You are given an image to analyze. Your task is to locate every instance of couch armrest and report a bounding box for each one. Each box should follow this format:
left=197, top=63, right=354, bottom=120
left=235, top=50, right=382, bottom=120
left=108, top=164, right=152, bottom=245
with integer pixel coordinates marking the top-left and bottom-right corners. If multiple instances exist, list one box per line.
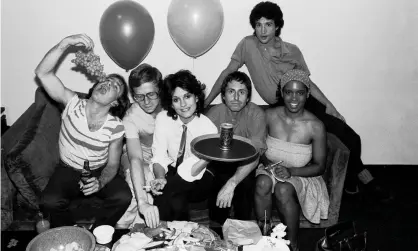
left=3, top=87, right=63, bottom=209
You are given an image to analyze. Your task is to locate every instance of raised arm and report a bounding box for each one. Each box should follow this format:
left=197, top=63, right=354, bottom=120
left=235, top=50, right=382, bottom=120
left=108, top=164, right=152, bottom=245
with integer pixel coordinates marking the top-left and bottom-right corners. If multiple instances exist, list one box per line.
left=204, top=60, right=240, bottom=107
left=34, top=34, right=94, bottom=105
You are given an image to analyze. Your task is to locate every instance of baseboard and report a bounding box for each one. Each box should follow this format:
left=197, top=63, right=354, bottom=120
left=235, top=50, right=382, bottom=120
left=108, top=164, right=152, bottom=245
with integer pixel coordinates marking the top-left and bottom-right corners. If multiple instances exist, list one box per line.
left=364, top=165, right=418, bottom=178
left=365, top=164, right=418, bottom=168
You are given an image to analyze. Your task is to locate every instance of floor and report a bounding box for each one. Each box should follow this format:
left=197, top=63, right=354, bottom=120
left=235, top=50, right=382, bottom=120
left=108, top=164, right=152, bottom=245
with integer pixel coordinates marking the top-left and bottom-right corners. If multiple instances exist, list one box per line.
left=297, top=165, right=418, bottom=251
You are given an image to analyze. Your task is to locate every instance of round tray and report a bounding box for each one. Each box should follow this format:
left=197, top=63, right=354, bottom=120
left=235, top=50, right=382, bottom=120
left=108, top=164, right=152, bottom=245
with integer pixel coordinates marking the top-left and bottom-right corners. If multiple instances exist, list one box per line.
left=191, top=134, right=258, bottom=162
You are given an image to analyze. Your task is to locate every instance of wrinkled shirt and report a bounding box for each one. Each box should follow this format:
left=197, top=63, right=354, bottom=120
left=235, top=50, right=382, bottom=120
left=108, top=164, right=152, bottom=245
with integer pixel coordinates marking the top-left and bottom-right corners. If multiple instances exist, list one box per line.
left=206, top=102, right=267, bottom=155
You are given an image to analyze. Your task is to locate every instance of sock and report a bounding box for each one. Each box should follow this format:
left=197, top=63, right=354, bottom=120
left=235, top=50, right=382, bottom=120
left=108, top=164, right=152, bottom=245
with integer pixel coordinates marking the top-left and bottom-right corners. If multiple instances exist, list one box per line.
left=358, top=169, right=374, bottom=184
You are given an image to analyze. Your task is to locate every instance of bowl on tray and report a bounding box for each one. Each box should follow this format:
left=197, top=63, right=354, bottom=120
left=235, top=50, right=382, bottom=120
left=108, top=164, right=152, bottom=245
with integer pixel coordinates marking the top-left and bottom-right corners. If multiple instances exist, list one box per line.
left=26, top=226, right=96, bottom=251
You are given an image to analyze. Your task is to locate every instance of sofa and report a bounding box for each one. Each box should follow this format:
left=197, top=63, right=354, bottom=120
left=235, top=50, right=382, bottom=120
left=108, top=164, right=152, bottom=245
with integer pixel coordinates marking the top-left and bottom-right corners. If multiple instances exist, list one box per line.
left=1, top=87, right=349, bottom=231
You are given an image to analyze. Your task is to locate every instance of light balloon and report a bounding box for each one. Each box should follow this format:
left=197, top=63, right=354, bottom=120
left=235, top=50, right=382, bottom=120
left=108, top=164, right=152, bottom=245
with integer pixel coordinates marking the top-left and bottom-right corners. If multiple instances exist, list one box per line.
left=167, top=0, right=224, bottom=58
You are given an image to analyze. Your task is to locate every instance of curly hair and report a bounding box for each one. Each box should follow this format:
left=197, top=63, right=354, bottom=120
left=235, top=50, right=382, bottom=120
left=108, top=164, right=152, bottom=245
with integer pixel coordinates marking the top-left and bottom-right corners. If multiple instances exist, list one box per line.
left=128, top=63, right=163, bottom=94
left=221, top=71, right=252, bottom=103
left=161, top=70, right=205, bottom=120
left=87, top=73, right=130, bottom=119
left=249, top=1, right=284, bottom=37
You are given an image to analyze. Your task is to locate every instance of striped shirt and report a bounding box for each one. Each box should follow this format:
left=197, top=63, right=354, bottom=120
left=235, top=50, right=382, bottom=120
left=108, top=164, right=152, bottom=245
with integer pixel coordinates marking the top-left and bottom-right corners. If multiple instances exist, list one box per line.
left=59, top=95, right=125, bottom=170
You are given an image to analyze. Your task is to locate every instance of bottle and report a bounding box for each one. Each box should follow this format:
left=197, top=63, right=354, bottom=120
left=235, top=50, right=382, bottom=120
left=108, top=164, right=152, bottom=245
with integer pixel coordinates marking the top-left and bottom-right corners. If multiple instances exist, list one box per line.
left=81, top=160, right=92, bottom=184
left=35, top=211, right=50, bottom=234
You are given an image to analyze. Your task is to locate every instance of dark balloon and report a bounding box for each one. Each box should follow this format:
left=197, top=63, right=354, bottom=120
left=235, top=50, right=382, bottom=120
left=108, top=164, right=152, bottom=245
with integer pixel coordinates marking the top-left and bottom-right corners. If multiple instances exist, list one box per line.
left=100, top=0, right=155, bottom=71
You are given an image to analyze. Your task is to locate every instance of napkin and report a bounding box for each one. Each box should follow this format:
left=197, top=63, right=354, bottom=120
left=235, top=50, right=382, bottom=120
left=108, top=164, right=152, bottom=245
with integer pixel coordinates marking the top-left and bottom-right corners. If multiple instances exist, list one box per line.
left=243, top=223, right=290, bottom=251
left=115, top=232, right=151, bottom=251
left=222, top=219, right=262, bottom=245
left=243, top=236, right=290, bottom=251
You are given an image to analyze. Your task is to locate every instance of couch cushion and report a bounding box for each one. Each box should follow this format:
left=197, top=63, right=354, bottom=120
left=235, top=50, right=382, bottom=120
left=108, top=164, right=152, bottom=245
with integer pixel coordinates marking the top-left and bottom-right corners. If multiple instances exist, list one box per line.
left=1, top=151, right=15, bottom=230
left=4, top=100, right=61, bottom=210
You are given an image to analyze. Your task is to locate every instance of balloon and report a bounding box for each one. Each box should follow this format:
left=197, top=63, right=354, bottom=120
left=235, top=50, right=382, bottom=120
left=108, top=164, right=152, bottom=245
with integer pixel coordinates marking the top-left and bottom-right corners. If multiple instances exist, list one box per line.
left=167, top=0, right=224, bottom=58
left=100, top=0, right=155, bottom=71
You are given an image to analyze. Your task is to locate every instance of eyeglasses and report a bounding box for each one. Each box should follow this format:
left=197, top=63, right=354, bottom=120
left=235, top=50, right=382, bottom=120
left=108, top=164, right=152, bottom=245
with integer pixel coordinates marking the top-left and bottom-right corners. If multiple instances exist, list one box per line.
left=133, top=92, right=159, bottom=102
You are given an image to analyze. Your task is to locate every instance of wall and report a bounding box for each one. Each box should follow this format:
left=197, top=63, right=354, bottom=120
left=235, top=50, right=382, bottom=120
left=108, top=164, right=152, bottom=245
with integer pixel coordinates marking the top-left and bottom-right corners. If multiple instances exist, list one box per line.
left=1, top=0, right=418, bottom=164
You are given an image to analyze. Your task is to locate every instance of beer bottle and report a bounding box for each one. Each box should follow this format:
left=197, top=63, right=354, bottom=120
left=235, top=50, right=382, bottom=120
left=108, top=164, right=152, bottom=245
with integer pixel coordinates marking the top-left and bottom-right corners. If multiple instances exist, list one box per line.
left=81, top=160, right=92, bottom=184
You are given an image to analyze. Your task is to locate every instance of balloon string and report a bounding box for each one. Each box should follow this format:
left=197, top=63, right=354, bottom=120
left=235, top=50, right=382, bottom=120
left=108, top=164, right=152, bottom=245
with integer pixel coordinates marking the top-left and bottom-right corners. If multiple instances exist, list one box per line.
left=192, top=57, right=195, bottom=74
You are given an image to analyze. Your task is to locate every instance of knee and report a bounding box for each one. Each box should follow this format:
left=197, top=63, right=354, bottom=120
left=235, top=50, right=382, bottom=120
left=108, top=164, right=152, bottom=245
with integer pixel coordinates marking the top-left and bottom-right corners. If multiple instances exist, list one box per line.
left=112, top=187, right=133, bottom=206
left=255, top=176, right=272, bottom=196
left=274, top=182, right=295, bottom=201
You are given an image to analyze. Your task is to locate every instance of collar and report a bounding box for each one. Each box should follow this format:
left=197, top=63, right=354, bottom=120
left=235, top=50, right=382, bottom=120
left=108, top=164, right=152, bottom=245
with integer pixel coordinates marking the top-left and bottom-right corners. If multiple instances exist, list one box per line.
left=257, top=36, right=290, bottom=57
left=175, top=114, right=197, bottom=127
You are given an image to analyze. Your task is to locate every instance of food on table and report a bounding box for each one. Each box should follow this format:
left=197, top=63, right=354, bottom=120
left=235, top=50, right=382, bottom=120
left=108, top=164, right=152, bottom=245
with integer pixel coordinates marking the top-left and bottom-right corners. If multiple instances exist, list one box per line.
left=49, top=241, right=84, bottom=251
left=113, top=221, right=221, bottom=251
left=115, top=232, right=152, bottom=251
left=190, top=226, right=216, bottom=242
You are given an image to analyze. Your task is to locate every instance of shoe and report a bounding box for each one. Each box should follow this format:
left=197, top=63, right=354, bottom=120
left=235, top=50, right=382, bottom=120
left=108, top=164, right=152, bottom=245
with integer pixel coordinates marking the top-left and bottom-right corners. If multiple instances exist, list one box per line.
left=364, top=179, right=395, bottom=203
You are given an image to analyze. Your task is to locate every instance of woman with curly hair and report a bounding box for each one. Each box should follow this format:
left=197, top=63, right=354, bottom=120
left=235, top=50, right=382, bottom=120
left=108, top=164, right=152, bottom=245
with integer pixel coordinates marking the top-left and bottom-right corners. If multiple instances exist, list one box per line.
left=150, top=70, right=218, bottom=221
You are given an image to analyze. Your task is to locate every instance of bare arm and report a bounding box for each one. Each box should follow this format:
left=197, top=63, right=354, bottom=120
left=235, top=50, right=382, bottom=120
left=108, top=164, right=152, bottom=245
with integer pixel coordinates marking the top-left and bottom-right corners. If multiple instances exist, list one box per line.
left=289, top=121, right=327, bottom=177
left=191, top=159, right=211, bottom=177
left=204, top=60, right=240, bottom=107
left=34, top=34, right=94, bottom=105
left=98, top=137, right=124, bottom=187
left=126, top=137, right=160, bottom=228
left=228, top=157, right=259, bottom=185
left=126, top=138, right=148, bottom=204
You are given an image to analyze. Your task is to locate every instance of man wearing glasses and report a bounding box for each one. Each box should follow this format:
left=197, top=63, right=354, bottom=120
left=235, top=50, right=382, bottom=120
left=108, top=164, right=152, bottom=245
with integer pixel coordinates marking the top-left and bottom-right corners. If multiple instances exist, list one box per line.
left=206, top=71, right=267, bottom=225
left=117, top=64, right=163, bottom=229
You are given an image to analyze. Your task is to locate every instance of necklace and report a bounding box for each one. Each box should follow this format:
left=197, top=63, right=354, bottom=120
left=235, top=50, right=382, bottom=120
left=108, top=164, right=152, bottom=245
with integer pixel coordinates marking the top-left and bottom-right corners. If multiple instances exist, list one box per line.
left=88, top=117, right=106, bottom=131
left=87, top=113, right=107, bottom=132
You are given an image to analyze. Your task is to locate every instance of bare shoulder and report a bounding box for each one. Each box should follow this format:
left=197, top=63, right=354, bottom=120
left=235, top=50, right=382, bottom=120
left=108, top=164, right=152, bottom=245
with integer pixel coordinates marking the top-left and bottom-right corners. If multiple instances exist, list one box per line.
left=266, top=106, right=283, bottom=119
left=304, top=111, right=325, bottom=134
